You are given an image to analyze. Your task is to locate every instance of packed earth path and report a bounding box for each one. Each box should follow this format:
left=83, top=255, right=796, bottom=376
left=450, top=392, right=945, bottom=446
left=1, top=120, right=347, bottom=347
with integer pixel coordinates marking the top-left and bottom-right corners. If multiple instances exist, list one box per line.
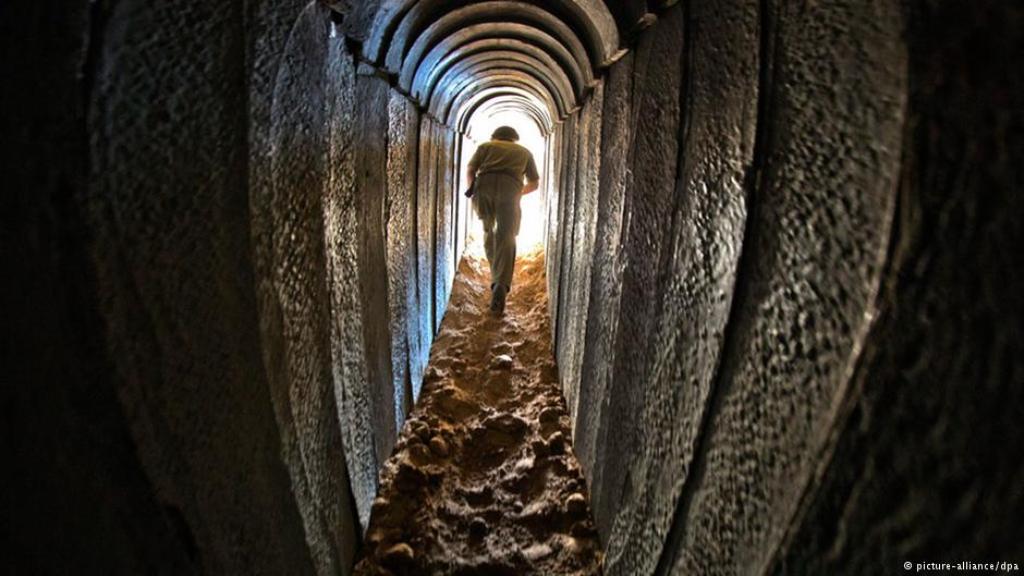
left=354, top=243, right=604, bottom=576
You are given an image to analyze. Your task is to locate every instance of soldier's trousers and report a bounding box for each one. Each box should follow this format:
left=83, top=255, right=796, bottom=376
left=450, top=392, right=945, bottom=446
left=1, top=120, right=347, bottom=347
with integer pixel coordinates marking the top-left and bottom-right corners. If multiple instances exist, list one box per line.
left=472, top=173, right=522, bottom=290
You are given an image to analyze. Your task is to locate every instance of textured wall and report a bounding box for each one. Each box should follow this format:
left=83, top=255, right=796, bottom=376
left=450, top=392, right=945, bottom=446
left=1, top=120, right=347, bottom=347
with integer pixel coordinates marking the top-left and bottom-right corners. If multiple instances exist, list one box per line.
left=3, top=2, right=202, bottom=573
left=573, top=50, right=634, bottom=481
left=434, top=127, right=458, bottom=333
left=354, top=67, right=400, bottom=481
left=386, top=90, right=425, bottom=413
left=247, top=5, right=350, bottom=574
left=600, top=2, right=758, bottom=573
left=253, top=5, right=364, bottom=572
left=664, top=1, right=905, bottom=572
left=549, top=1, right=1021, bottom=575
left=84, top=1, right=323, bottom=574
left=557, top=81, right=604, bottom=427
left=573, top=9, right=688, bottom=546
left=769, top=2, right=1024, bottom=572
left=6, top=0, right=465, bottom=573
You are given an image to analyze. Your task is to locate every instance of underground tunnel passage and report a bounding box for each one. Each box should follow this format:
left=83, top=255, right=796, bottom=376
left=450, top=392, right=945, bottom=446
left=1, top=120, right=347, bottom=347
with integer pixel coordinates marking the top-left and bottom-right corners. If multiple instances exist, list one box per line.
left=4, top=0, right=1023, bottom=575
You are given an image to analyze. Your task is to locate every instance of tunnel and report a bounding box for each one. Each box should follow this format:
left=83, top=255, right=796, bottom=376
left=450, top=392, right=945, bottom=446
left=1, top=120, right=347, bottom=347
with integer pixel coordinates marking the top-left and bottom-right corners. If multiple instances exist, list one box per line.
left=4, top=0, right=1023, bottom=574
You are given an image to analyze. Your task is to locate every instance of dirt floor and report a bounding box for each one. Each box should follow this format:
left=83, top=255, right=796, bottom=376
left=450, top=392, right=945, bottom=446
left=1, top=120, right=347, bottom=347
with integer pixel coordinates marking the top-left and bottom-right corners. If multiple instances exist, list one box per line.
left=354, top=244, right=604, bottom=575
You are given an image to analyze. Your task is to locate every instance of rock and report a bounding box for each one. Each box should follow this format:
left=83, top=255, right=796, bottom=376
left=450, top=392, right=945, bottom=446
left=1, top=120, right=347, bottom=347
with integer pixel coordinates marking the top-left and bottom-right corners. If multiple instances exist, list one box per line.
left=484, top=413, right=528, bottom=435
left=492, top=341, right=513, bottom=355
left=395, top=459, right=427, bottom=489
left=381, top=542, right=415, bottom=567
left=424, top=366, right=444, bottom=382
left=490, top=354, right=514, bottom=370
left=429, top=435, right=449, bottom=457
left=365, top=527, right=385, bottom=546
left=565, top=492, right=587, bottom=516
left=571, top=521, right=595, bottom=537
left=539, top=406, right=561, bottom=425
left=547, top=431, right=566, bottom=455
left=560, top=535, right=583, bottom=554
left=513, top=456, right=535, bottom=474
left=408, top=442, right=433, bottom=465
left=532, top=439, right=549, bottom=457
left=523, top=542, right=554, bottom=561
left=469, top=516, right=488, bottom=538
left=450, top=358, right=466, bottom=372
left=409, top=419, right=431, bottom=440
left=371, top=496, right=389, bottom=515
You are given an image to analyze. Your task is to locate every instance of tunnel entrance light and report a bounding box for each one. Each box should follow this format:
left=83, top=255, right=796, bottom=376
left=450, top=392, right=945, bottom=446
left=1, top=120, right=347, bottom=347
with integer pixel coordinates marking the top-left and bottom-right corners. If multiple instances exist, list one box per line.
left=459, top=103, right=550, bottom=254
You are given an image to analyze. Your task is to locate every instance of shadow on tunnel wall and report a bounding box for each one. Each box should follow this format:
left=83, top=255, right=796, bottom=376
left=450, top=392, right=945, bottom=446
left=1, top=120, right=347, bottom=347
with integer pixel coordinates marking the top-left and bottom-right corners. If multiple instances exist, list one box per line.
left=3, top=0, right=1022, bottom=574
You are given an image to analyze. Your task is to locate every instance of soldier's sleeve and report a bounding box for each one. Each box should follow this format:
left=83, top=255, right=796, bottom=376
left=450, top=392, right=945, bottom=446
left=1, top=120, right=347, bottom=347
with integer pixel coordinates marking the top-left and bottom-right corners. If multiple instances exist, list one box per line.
left=525, top=153, right=540, bottom=182
left=468, top=144, right=486, bottom=171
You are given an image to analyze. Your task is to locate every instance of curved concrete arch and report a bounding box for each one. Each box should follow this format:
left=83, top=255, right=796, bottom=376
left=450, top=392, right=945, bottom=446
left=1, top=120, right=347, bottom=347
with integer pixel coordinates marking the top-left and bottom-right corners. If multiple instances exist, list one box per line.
left=411, top=37, right=587, bottom=103
left=436, top=71, right=561, bottom=119
left=366, top=0, right=621, bottom=68
left=448, top=86, right=558, bottom=135
left=455, top=88, right=555, bottom=136
left=424, top=55, right=577, bottom=119
left=462, top=88, right=554, bottom=127
left=364, top=0, right=417, bottom=63
left=396, top=4, right=594, bottom=90
left=400, top=22, right=594, bottom=104
left=466, top=97, right=552, bottom=139
left=424, top=56, right=574, bottom=118
left=433, top=72, right=564, bottom=124
left=447, top=80, right=559, bottom=128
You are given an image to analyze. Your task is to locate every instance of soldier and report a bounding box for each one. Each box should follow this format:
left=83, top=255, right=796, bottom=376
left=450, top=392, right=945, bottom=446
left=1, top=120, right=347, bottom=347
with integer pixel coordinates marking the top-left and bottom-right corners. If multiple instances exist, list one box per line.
left=465, top=126, right=541, bottom=314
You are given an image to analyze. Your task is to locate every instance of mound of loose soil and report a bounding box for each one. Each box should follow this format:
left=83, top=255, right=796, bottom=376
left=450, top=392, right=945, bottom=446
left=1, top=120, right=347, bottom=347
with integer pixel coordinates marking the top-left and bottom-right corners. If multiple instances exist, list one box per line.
left=354, top=246, right=603, bottom=576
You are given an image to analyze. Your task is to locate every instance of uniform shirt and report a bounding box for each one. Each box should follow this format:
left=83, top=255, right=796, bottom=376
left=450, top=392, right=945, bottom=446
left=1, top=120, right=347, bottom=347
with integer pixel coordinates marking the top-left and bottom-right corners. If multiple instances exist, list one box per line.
left=468, top=140, right=540, bottom=182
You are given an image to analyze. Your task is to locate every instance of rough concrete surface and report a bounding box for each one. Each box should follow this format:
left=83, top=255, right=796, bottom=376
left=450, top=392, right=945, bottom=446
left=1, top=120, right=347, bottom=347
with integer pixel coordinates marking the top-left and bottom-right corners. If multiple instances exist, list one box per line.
left=662, top=1, right=906, bottom=573
left=573, top=50, right=635, bottom=481
left=584, top=8, right=686, bottom=543
left=556, top=82, right=604, bottom=428
left=266, top=6, right=360, bottom=571
left=769, top=2, right=1024, bottom=572
left=247, top=4, right=355, bottom=573
left=387, top=89, right=424, bottom=415
left=355, top=69, right=400, bottom=476
left=85, top=1, right=321, bottom=573
left=600, top=2, right=758, bottom=573
left=4, top=1, right=203, bottom=572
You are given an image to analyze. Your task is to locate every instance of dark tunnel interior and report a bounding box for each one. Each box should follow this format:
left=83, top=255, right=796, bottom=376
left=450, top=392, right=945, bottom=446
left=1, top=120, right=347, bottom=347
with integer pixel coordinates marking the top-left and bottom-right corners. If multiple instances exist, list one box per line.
left=4, top=0, right=1023, bottom=574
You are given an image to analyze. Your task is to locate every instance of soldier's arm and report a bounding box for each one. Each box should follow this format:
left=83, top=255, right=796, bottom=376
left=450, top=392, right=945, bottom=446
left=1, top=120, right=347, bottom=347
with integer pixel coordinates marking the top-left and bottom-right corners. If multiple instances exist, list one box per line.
left=522, top=154, right=540, bottom=195
left=467, top=145, right=485, bottom=186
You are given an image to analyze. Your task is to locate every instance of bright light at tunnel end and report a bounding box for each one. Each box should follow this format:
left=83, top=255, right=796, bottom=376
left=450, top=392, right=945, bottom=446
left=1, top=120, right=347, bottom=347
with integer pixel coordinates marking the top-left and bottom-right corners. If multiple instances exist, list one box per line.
left=461, top=107, right=549, bottom=255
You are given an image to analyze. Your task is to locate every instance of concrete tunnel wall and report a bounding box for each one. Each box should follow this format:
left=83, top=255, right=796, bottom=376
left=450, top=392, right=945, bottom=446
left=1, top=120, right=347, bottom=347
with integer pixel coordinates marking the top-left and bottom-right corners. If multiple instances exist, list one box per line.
left=4, top=1, right=1022, bottom=575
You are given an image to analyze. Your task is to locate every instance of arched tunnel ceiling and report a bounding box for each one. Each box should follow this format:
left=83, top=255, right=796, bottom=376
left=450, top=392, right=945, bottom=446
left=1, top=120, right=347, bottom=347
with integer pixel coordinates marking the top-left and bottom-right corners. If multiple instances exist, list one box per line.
left=455, top=87, right=555, bottom=135
left=442, top=75, right=561, bottom=126
left=412, top=38, right=586, bottom=104
left=366, top=0, right=621, bottom=70
left=363, top=0, right=623, bottom=130
left=394, top=3, right=593, bottom=84
left=468, top=99, right=552, bottom=140
left=402, top=22, right=590, bottom=117
left=426, top=58, right=577, bottom=120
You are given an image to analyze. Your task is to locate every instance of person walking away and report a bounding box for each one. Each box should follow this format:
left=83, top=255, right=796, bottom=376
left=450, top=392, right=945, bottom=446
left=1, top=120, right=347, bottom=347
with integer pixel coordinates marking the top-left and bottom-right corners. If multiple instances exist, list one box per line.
left=465, top=126, right=540, bottom=314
